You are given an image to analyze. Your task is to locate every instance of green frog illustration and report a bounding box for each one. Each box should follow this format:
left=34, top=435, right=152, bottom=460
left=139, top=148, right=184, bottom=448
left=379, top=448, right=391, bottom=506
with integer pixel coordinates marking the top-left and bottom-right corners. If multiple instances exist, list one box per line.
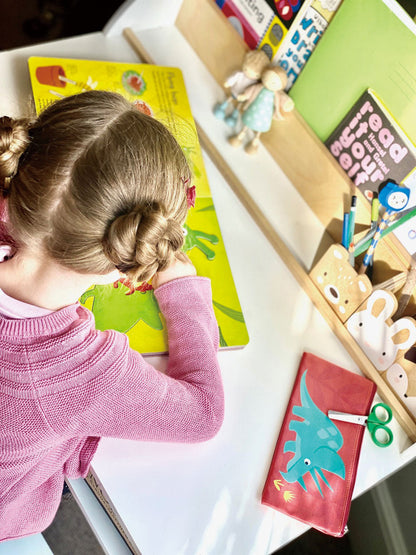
left=80, top=282, right=163, bottom=333
left=80, top=222, right=221, bottom=335
left=183, top=223, right=218, bottom=260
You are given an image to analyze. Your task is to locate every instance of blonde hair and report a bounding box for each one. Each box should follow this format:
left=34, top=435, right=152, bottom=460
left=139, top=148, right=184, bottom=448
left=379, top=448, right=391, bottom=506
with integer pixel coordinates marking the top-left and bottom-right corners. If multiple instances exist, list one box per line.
left=0, top=90, right=191, bottom=282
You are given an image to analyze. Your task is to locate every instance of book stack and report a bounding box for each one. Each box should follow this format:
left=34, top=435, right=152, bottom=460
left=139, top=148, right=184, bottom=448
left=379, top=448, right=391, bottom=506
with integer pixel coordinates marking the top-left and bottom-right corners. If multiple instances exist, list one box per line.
left=214, top=0, right=306, bottom=59
left=214, top=0, right=343, bottom=89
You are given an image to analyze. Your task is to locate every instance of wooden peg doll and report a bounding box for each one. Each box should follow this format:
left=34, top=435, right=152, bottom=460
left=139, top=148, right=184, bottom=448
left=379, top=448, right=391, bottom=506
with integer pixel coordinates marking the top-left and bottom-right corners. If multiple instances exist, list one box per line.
left=228, top=66, right=295, bottom=155
left=213, top=49, right=270, bottom=128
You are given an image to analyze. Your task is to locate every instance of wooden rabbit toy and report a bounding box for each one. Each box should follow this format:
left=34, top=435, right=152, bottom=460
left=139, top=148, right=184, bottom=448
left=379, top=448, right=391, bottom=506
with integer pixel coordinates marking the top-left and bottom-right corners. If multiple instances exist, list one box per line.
left=228, top=65, right=295, bottom=155
left=213, top=49, right=270, bottom=128
left=346, top=289, right=416, bottom=372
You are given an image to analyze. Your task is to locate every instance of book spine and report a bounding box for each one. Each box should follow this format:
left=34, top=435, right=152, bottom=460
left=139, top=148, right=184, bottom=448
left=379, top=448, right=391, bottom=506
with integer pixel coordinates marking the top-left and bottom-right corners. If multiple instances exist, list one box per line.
left=216, top=0, right=303, bottom=58
left=273, top=0, right=342, bottom=91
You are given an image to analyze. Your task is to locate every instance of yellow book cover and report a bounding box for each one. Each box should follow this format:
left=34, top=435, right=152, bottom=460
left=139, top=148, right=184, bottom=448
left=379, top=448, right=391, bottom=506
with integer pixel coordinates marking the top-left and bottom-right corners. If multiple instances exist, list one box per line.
left=28, top=56, right=249, bottom=353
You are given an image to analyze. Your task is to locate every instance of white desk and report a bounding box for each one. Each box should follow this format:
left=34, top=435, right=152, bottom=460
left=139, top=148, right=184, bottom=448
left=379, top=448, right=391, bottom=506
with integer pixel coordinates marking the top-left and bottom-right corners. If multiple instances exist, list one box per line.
left=1, top=10, right=415, bottom=554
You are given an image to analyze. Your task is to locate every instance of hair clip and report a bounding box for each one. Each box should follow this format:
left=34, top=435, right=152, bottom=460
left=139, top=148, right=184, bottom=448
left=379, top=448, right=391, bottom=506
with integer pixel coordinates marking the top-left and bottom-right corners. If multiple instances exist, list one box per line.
left=113, top=277, right=153, bottom=296
left=186, top=185, right=196, bottom=208
left=181, top=176, right=196, bottom=208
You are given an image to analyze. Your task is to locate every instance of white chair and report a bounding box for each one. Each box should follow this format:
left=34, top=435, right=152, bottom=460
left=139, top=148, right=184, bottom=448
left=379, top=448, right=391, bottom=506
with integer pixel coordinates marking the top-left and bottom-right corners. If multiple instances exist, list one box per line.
left=0, top=534, right=53, bottom=555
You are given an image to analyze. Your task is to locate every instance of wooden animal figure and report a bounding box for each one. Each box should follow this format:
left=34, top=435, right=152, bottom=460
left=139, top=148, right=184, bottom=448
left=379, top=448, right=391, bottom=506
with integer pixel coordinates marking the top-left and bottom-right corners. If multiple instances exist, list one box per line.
left=228, top=65, right=295, bottom=155
left=213, top=49, right=270, bottom=128
left=385, top=362, right=416, bottom=418
left=346, top=289, right=416, bottom=371
left=309, top=244, right=372, bottom=323
left=390, top=347, right=416, bottom=397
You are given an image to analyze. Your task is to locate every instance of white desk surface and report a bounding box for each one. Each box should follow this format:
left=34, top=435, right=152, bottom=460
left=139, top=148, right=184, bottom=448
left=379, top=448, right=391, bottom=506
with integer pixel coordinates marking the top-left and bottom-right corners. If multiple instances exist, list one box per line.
left=1, top=26, right=415, bottom=555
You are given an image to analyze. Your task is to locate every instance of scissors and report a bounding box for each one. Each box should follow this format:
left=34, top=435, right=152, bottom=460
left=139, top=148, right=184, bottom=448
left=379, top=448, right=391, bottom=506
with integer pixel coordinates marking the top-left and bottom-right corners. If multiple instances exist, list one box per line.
left=328, top=403, right=393, bottom=448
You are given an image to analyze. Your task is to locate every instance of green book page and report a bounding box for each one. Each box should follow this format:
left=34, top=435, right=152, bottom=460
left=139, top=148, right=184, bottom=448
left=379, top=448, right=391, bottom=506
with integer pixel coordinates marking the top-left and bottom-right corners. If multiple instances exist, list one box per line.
left=289, top=0, right=416, bottom=143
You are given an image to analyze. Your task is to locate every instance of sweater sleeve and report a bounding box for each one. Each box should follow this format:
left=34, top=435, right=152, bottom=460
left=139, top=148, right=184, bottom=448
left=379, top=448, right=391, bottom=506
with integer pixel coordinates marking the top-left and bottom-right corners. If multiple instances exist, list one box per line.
left=59, top=277, right=224, bottom=443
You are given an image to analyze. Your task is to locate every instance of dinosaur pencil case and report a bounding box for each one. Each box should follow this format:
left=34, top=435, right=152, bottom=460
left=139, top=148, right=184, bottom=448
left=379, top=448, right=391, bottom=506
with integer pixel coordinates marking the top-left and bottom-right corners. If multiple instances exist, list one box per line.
left=261, top=352, right=376, bottom=537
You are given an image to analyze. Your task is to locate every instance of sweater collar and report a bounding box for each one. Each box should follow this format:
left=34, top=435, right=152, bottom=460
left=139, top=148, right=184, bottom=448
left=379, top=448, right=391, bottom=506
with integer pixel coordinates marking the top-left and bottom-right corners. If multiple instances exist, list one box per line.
left=0, top=302, right=91, bottom=338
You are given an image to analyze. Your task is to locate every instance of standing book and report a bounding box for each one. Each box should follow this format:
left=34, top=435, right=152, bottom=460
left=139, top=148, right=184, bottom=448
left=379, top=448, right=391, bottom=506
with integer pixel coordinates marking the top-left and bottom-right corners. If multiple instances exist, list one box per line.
left=214, top=0, right=306, bottom=59
left=325, top=88, right=416, bottom=198
left=273, top=0, right=343, bottom=91
left=28, top=56, right=249, bottom=354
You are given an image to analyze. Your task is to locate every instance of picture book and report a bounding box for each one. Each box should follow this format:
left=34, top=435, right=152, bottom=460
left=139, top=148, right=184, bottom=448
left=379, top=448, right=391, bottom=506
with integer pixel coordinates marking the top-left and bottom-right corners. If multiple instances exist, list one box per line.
left=325, top=88, right=416, bottom=198
left=28, top=56, right=249, bottom=354
left=289, top=0, right=416, bottom=144
left=273, top=0, right=343, bottom=91
left=214, top=0, right=306, bottom=59
left=262, top=352, right=376, bottom=536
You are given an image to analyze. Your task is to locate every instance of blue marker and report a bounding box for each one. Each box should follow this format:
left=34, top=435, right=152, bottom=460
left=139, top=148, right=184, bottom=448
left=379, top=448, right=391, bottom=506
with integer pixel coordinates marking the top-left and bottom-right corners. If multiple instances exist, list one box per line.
left=348, top=195, right=357, bottom=247
left=342, top=213, right=349, bottom=249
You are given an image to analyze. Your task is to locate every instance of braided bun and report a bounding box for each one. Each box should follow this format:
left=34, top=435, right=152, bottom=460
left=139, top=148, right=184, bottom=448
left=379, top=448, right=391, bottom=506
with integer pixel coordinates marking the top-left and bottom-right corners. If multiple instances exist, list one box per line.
left=103, top=202, right=185, bottom=282
left=0, top=116, right=30, bottom=194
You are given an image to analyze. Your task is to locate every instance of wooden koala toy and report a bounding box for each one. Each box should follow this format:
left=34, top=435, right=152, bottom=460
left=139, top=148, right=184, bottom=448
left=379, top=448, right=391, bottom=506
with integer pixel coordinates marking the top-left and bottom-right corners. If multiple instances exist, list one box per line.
left=309, top=244, right=372, bottom=323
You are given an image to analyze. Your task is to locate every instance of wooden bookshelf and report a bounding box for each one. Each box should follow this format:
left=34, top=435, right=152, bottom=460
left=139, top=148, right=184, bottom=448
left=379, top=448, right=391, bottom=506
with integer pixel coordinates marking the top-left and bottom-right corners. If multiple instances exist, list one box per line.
left=123, top=0, right=416, bottom=441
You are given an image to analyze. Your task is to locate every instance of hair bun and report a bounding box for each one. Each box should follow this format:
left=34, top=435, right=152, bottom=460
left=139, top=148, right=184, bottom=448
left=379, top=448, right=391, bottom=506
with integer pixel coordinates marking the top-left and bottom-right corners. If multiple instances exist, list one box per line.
left=0, top=116, right=30, bottom=191
left=103, top=202, right=185, bottom=282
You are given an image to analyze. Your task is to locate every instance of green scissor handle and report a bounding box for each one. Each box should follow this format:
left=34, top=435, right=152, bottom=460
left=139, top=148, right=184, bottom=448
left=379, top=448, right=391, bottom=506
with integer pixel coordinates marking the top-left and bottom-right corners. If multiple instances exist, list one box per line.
left=367, top=403, right=393, bottom=447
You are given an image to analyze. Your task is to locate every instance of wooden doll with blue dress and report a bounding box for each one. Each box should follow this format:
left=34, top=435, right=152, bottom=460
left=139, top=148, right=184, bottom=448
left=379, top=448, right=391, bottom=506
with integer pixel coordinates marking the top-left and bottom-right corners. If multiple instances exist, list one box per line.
left=213, top=49, right=270, bottom=129
left=228, top=66, right=295, bottom=155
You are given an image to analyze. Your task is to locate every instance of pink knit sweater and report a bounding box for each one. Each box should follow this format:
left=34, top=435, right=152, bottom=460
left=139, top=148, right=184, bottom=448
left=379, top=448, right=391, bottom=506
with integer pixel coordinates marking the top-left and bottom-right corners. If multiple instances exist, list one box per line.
left=0, top=276, right=224, bottom=541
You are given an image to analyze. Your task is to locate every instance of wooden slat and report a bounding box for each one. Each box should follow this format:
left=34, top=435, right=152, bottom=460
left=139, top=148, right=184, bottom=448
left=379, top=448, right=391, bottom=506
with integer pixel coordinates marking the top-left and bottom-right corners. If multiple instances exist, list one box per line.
left=175, top=0, right=413, bottom=286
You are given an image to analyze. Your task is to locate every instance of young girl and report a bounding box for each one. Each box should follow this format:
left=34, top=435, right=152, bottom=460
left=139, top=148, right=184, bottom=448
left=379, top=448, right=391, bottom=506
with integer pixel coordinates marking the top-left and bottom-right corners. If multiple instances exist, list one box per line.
left=0, top=90, right=224, bottom=542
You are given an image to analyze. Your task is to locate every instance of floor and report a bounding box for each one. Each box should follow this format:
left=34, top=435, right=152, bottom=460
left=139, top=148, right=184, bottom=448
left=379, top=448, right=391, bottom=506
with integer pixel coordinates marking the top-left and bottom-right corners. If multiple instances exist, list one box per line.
left=2, top=1, right=416, bottom=554
left=43, top=488, right=105, bottom=555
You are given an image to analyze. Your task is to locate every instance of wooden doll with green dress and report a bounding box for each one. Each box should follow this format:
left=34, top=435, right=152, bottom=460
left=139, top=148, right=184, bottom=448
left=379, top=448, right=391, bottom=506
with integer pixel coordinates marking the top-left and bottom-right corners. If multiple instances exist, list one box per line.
left=228, top=66, right=294, bottom=155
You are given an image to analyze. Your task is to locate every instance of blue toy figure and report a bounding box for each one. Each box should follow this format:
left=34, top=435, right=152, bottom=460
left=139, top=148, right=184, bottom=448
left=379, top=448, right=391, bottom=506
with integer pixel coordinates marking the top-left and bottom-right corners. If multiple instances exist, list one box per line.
left=213, top=49, right=269, bottom=128
left=228, top=66, right=294, bottom=155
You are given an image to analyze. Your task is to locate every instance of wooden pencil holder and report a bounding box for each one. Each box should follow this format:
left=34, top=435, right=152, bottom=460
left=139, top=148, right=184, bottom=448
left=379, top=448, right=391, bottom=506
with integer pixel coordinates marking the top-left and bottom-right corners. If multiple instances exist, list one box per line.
left=345, top=289, right=416, bottom=419
left=345, top=289, right=416, bottom=371
left=310, top=243, right=416, bottom=421
left=309, top=244, right=372, bottom=323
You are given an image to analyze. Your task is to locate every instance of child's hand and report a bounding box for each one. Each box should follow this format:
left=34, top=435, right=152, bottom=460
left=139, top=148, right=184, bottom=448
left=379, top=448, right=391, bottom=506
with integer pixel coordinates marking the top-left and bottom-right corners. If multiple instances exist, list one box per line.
left=152, top=252, right=197, bottom=289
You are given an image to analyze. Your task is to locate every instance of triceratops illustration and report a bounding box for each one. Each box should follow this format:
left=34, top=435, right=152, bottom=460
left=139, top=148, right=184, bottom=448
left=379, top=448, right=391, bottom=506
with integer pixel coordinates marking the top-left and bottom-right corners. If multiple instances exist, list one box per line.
left=281, top=370, right=346, bottom=497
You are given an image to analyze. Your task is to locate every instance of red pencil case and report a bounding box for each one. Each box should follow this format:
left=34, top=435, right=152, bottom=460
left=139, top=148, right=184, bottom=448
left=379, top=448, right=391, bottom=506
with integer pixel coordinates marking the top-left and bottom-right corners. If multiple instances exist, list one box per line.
left=261, top=352, right=376, bottom=537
